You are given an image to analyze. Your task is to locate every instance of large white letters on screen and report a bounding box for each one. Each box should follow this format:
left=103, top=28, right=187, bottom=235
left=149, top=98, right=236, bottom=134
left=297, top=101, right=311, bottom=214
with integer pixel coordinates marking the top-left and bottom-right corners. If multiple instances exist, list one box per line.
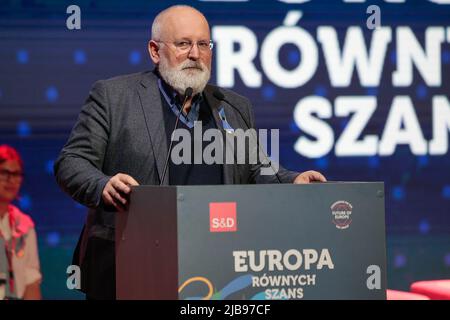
left=379, top=96, right=427, bottom=156
left=292, top=96, right=444, bottom=157
left=335, top=97, right=378, bottom=156
left=393, top=27, right=444, bottom=87
left=213, top=26, right=262, bottom=88
left=317, top=27, right=391, bottom=87
left=211, top=11, right=448, bottom=158
left=429, top=96, right=450, bottom=155
left=293, top=97, right=334, bottom=158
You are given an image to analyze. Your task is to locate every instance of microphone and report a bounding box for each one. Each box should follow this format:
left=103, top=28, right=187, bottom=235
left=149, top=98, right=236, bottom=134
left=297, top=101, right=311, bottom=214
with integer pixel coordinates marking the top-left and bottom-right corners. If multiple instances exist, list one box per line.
left=212, top=90, right=282, bottom=184
left=160, top=87, right=193, bottom=186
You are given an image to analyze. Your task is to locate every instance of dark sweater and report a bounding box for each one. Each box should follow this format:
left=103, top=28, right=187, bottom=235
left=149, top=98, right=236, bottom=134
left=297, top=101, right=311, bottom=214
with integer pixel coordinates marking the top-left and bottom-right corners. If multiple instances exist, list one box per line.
left=161, top=95, right=224, bottom=186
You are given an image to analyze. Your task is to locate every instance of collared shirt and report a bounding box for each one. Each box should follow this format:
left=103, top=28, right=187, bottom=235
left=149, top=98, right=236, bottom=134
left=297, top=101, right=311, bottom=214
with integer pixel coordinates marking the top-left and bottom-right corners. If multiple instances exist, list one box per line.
left=0, top=213, right=10, bottom=240
left=0, top=206, right=41, bottom=300
left=157, top=78, right=202, bottom=129
left=157, top=77, right=224, bottom=186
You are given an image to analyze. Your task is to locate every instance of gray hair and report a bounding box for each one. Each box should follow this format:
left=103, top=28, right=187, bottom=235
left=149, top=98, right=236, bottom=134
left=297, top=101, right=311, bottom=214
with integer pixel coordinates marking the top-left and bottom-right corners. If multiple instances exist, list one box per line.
left=151, top=5, right=207, bottom=40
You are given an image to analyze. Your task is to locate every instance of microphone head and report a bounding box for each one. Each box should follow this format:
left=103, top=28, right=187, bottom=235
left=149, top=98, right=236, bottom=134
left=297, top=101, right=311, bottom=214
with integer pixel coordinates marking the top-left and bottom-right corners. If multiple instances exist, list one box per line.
left=212, top=90, right=225, bottom=101
left=184, top=87, right=193, bottom=99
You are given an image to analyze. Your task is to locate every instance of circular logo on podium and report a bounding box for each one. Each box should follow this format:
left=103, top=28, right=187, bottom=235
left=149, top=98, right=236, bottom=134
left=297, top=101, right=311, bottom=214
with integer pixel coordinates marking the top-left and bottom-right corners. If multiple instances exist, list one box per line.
left=331, top=200, right=353, bottom=229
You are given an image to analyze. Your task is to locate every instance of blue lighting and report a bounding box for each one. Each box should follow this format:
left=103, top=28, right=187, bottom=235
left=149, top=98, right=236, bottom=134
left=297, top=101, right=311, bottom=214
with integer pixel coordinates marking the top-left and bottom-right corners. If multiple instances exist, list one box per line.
left=443, top=50, right=450, bottom=64
left=46, top=160, right=55, bottom=175
left=129, top=50, right=141, bottom=65
left=394, top=254, right=406, bottom=268
left=315, top=157, right=328, bottom=169
left=262, top=85, right=275, bottom=101
left=390, top=50, right=396, bottom=65
left=46, top=86, right=59, bottom=102
left=442, top=185, right=450, bottom=199
left=288, top=50, right=300, bottom=65
left=368, top=156, right=380, bottom=168
left=289, top=120, right=300, bottom=133
left=17, top=121, right=31, bottom=137
left=444, top=253, right=450, bottom=267
left=340, top=119, right=349, bottom=129
left=419, top=219, right=430, bottom=235
left=18, top=194, right=32, bottom=210
left=314, top=85, right=327, bottom=97
left=74, top=49, right=87, bottom=64
left=17, top=49, right=29, bottom=64
left=75, top=202, right=85, bottom=209
left=366, top=87, right=378, bottom=96
left=392, top=186, right=405, bottom=200
left=46, top=232, right=61, bottom=247
left=418, top=156, right=428, bottom=167
left=416, top=84, right=427, bottom=99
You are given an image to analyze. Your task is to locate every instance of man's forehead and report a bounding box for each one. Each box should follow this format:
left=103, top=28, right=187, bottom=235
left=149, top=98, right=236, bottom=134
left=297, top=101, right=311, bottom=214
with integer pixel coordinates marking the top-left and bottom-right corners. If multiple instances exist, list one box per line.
left=159, top=9, right=210, bottom=39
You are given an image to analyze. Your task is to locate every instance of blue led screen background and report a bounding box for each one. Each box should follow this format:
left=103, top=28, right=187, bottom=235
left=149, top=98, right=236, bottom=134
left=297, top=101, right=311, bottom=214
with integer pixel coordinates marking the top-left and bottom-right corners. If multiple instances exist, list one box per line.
left=0, top=0, right=449, bottom=298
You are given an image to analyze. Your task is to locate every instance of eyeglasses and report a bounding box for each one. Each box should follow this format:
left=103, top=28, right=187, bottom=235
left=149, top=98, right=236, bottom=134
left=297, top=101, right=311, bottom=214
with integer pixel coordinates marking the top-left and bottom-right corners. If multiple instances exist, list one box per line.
left=155, top=39, right=214, bottom=54
left=0, top=169, right=23, bottom=182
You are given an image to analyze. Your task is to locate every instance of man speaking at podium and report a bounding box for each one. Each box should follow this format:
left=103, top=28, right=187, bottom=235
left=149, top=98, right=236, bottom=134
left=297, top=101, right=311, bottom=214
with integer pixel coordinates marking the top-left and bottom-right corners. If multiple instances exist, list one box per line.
left=54, top=5, right=326, bottom=299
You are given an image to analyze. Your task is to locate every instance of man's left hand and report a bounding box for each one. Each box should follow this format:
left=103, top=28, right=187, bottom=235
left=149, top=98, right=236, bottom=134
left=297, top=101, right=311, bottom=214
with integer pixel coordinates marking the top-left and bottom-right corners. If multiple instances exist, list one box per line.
left=294, top=170, right=327, bottom=184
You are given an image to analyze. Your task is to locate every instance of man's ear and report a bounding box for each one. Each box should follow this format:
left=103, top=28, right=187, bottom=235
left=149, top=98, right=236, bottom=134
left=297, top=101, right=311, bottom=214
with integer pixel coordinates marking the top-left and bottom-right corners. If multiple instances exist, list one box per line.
left=148, top=40, right=160, bottom=64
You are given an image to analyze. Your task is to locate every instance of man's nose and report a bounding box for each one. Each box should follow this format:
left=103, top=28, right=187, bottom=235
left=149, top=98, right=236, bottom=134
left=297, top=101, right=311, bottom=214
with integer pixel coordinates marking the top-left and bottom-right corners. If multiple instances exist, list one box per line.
left=188, top=43, right=200, bottom=60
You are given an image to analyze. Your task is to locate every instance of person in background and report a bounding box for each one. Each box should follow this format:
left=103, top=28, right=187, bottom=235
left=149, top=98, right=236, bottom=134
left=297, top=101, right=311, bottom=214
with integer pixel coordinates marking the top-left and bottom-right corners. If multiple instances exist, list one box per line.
left=0, top=145, right=42, bottom=300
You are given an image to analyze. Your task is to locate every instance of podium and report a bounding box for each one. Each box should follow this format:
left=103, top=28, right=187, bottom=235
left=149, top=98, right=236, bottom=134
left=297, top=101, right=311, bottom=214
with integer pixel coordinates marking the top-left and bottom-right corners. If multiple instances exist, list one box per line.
left=116, top=182, right=387, bottom=300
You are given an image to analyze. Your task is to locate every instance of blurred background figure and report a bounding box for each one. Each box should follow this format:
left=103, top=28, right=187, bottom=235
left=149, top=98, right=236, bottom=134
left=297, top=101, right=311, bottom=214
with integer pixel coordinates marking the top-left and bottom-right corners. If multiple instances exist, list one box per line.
left=0, top=145, right=42, bottom=300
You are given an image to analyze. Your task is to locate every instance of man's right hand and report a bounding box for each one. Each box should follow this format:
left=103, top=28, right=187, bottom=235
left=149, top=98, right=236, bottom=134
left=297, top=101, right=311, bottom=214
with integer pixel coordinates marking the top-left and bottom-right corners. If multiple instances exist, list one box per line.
left=102, top=173, right=139, bottom=212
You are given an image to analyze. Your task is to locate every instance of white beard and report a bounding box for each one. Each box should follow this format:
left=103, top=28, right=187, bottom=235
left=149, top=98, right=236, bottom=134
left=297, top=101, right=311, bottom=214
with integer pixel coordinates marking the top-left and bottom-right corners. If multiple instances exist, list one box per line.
left=158, top=58, right=211, bottom=96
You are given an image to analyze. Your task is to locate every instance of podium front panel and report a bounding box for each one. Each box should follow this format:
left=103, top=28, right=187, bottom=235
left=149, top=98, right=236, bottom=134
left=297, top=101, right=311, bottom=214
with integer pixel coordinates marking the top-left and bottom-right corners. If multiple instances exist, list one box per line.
left=175, top=182, right=386, bottom=300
